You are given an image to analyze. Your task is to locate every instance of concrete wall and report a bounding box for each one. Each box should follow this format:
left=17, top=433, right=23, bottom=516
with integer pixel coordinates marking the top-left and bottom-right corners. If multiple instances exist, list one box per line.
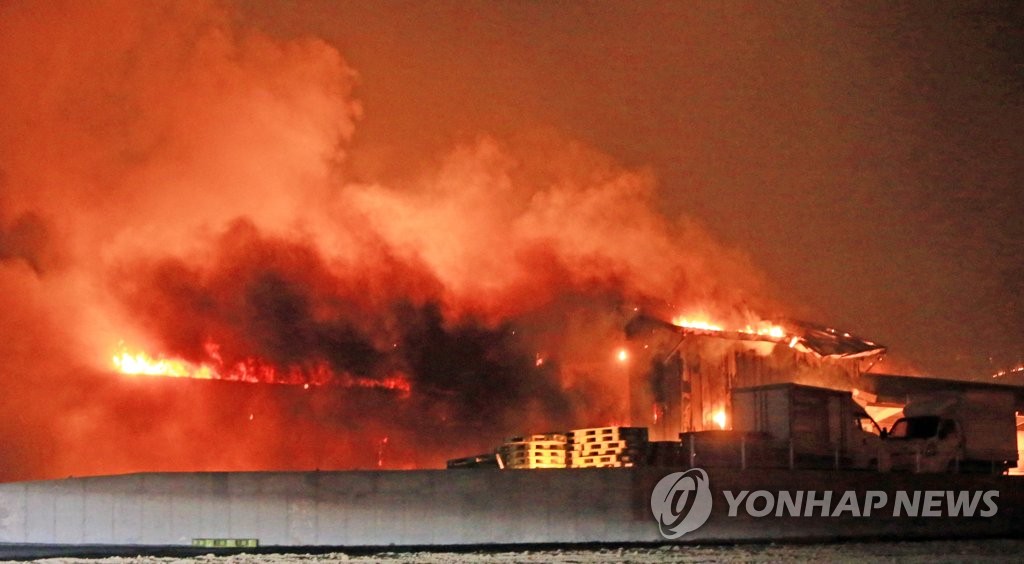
left=0, top=469, right=1022, bottom=549
left=0, top=470, right=658, bottom=547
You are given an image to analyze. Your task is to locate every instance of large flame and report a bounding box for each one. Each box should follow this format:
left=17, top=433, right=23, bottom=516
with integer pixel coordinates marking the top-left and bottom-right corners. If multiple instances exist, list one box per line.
left=670, top=317, right=724, bottom=332
left=671, top=315, right=787, bottom=340
left=113, top=347, right=216, bottom=379
left=111, top=343, right=411, bottom=396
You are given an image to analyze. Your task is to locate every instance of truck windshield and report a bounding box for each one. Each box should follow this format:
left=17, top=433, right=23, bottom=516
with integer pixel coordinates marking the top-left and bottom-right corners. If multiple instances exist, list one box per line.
left=887, top=416, right=941, bottom=439
left=856, top=416, right=880, bottom=435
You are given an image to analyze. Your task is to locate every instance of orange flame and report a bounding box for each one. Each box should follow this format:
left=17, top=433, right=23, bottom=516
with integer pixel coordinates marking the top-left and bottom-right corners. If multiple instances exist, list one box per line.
left=992, top=364, right=1024, bottom=379
left=111, top=342, right=411, bottom=396
left=671, top=315, right=787, bottom=340
left=712, top=408, right=727, bottom=430
left=112, top=349, right=215, bottom=379
left=742, top=323, right=786, bottom=339
left=671, top=317, right=723, bottom=332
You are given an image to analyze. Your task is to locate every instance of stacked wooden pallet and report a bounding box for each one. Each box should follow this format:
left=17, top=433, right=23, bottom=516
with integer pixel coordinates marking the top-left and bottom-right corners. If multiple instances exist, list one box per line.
left=567, top=426, right=648, bottom=468
left=498, top=433, right=568, bottom=469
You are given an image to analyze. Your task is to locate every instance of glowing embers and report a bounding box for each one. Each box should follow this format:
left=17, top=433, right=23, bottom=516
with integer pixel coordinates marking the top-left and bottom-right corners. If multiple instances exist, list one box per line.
left=992, top=364, right=1024, bottom=379
left=354, top=375, right=412, bottom=396
left=111, top=341, right=411, bottom=396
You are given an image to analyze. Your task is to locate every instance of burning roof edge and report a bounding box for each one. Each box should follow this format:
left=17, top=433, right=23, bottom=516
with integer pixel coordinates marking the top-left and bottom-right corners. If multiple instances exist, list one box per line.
left=788, top=320, right=886, bottom=359
left=624, top=314, right=886, bottom=360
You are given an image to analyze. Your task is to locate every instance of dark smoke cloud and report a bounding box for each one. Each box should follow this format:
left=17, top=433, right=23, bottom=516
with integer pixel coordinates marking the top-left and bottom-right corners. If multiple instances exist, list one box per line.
left=113, top=220, right=389, bottom=374
left=0, top=211, right=60, bottom=274
left=111, top=218, right=609, bottom=442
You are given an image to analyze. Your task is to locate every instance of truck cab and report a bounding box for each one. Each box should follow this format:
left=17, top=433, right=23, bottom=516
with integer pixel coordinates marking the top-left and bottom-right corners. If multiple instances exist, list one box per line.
left=880, top=415, right=963, bottom=473
left=879, top=390, right=1017, bottom=474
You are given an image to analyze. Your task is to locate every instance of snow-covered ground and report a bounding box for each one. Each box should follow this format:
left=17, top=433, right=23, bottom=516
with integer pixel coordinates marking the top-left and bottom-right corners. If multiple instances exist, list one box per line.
left=21, top=540, right=1024, bottom=564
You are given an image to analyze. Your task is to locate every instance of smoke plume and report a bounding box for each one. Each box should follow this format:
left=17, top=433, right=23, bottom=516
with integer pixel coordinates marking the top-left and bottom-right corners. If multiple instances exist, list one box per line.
left=0, top=0, right=785, bottom=480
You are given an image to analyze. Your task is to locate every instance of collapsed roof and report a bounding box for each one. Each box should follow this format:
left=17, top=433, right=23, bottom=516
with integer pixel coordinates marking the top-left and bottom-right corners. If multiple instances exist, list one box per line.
left=787, top=321, right=887, bottom=359
left=624, top=314, right=886, bottom=360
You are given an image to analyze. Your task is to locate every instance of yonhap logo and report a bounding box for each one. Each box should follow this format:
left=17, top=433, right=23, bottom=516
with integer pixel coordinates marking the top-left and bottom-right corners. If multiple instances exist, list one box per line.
left=650, top=468, right=713, bottom=539
left=649, top=468, right=1000, bottom=539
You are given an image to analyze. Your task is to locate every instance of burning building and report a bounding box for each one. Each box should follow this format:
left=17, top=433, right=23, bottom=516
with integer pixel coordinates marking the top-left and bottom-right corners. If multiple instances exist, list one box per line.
left=624, top=313, right=887, bottom=440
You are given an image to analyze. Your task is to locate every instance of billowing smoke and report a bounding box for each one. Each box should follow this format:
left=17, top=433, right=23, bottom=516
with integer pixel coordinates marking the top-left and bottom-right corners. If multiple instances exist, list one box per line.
left=0, top=0, right=785, bottom=481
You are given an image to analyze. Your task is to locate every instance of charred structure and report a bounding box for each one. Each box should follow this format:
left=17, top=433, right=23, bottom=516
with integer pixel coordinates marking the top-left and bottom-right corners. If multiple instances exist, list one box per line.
left=624, top=313, right=886, bottom=440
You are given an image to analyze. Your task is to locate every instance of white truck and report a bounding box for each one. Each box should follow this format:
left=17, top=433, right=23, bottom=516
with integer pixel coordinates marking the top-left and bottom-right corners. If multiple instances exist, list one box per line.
left=730, top=383, right=884, bottom=470
left=880, top=390, right=1018, bottom=474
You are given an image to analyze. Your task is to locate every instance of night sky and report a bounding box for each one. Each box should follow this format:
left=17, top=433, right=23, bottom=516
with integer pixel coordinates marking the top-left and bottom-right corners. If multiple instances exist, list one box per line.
left=246, top=1, right=1024, bottom=379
